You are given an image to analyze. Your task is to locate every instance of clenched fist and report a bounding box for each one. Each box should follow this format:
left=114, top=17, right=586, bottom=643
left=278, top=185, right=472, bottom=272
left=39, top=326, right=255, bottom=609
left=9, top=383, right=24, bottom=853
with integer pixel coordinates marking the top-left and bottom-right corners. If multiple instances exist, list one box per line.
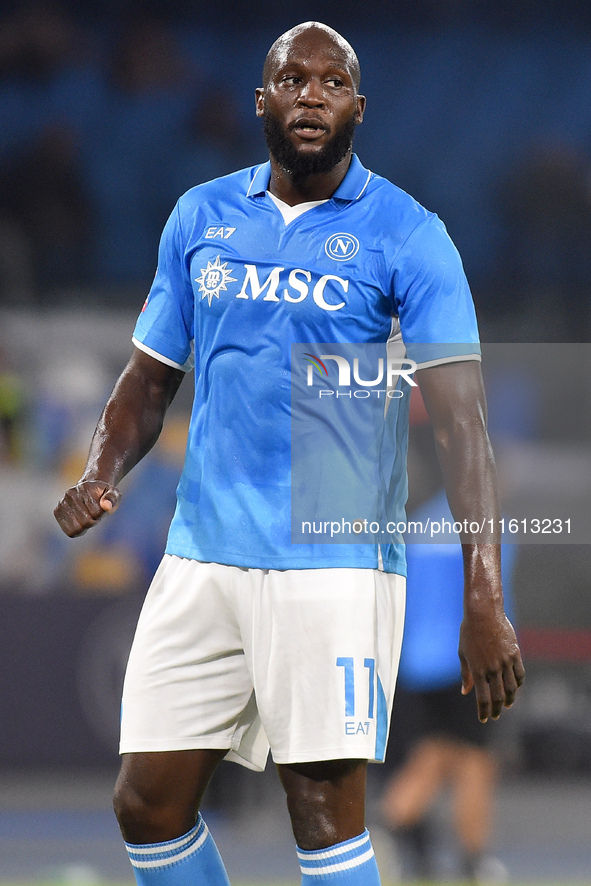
left=54, top=480, right=121, bottom=537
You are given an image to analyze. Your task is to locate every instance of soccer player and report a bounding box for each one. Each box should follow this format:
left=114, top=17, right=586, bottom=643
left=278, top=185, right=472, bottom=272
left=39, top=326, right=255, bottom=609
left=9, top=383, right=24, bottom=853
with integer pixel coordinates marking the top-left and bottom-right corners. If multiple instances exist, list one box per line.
left=381, top=483, right=518, bottom=881
left=54, top=22, right=524, bottom=886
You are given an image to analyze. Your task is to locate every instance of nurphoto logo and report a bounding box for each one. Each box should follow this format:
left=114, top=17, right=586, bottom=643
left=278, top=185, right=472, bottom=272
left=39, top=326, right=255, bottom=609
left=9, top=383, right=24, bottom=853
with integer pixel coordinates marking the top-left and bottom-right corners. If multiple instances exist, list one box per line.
left=303, top=352, right=417, bottom=398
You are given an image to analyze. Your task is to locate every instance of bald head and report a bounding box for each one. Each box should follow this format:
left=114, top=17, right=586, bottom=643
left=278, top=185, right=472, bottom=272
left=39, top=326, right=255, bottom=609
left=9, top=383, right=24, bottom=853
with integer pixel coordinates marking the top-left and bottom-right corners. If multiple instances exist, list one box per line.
left=263, top=21, right=361, bottom=90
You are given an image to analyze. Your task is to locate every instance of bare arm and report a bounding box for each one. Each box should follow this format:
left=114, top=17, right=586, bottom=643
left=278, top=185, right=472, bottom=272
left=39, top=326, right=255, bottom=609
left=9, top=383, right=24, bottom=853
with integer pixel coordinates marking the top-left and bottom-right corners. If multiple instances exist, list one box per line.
left=54, top=347, right=185, bottom=538
left=417, top=360, right=525, bottom=722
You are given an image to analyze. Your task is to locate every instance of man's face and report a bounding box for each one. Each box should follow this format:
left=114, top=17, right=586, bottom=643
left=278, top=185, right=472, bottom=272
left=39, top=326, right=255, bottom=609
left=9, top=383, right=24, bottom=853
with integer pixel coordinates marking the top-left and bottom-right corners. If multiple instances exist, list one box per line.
left=256, top=29, right=365, bottom=179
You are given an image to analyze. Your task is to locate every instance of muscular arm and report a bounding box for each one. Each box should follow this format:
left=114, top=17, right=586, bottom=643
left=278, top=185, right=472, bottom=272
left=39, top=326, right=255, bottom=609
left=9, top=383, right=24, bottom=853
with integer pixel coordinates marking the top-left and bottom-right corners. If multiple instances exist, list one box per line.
left=54, top=347, right=185, bottom=538
left=417, top=360, right=525, bottom=722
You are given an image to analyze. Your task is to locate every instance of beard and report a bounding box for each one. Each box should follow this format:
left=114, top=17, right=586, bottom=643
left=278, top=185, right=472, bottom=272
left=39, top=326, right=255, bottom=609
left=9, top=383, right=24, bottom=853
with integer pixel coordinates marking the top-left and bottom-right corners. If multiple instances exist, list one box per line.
left=263, top=107, right=357, bottom=179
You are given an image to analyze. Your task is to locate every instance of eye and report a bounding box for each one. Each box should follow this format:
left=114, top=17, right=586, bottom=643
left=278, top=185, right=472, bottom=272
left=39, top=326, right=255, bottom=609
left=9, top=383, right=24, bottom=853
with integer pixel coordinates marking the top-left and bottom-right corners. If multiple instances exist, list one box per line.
left=326, top=77, right=345, bottom=88
left=281, top=74, right=301, bottom=85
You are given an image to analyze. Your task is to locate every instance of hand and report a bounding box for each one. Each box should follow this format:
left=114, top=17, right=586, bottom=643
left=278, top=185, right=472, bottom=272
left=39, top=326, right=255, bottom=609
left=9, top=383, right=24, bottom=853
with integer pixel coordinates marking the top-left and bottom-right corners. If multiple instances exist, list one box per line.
left=54, top=480, right=121, bottom=538
left=458, top=609, right=525, bottom=723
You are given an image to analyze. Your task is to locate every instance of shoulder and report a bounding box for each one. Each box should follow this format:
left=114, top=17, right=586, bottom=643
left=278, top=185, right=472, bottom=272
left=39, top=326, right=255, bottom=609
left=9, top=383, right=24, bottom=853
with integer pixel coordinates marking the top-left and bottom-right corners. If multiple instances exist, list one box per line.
left=357, top=168, right=444, bottom=255
left=165, top=164, right=262, bottom=243
left=366, top=170, right=430, bottom=220
left=176, top=165, right=260, bottom=213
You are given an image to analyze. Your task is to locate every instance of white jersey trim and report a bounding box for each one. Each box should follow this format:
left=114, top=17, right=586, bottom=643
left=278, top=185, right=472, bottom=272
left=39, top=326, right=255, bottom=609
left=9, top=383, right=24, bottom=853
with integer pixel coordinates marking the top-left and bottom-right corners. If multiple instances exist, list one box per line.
left=415, top=352, right=481, bottom=370
left=355, top=169, right=373, bottom=200
left=246, top=164, right=267, bottom=197
left=132, top=337, right=194, bottom=372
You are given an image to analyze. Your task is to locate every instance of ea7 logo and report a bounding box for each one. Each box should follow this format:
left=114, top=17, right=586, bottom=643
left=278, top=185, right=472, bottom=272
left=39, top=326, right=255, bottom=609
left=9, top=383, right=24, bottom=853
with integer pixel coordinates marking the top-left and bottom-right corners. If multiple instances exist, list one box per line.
left=204, top=226, right=236, bottom=239
left=325, top=233, right=360, bottom=261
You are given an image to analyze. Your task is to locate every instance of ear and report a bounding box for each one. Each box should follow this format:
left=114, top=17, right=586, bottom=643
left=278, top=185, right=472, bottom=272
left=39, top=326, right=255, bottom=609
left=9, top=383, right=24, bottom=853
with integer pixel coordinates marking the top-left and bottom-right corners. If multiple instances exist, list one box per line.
left=255, top=87, right=265, bottom=118
left=355, top=94, right=366, bottom=125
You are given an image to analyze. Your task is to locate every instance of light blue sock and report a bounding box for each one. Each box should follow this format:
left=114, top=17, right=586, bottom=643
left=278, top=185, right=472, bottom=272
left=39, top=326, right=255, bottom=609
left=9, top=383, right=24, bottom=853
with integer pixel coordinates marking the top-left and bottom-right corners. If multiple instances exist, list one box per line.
left=124, top=814, right=231, bottom=886
left=297, top=828, right=380, bottom=884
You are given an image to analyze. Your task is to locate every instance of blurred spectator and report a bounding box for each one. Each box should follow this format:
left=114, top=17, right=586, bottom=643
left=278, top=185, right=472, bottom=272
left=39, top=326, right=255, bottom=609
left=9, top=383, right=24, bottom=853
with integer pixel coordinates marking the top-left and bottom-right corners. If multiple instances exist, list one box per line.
left=85, top=16, right=195, bottom=286
left=33, top=352, right=110, bottom=469
left=0, top=122, right=94, bottom=300
left=495, top=143, right=591, bottom=339
left=0, top=217, right=35, bottom=305
left=381, top=485, right=517, bottom=883
left=0, top=461, right=60, bottom=592
left=168, top=88, right=250, bottom=198
left=0, top=1, right=80, bottom=83
left=379, top=408, right=518, bottom=882
left=0, top=347, right=25, bottom=464
left=3, top=7, right=591, bottom=306
left=108, top=17, right=190, bottom=95
left=0, top=349, right=60, bottom=589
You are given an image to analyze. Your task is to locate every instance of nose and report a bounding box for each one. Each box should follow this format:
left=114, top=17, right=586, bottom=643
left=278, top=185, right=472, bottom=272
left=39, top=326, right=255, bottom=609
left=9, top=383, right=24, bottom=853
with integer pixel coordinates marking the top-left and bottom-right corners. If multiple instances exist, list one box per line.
left=297, top=77, right=325, bottom=107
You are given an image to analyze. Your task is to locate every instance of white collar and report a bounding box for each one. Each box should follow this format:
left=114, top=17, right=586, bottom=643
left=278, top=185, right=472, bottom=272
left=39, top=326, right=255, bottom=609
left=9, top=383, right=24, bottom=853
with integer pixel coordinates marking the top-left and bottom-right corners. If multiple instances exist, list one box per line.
left=266, top=191, right=328, bottom=225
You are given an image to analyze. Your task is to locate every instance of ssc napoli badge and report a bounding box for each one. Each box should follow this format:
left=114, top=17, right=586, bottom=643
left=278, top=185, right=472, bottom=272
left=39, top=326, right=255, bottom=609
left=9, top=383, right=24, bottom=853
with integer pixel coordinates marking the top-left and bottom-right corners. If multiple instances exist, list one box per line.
left=325, top=233, right=360, bottom=261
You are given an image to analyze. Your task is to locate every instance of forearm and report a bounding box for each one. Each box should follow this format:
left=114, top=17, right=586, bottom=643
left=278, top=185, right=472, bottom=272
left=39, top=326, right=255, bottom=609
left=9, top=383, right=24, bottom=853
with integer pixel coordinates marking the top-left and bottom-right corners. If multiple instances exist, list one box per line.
left=431, top=398, right=499, bottom=530
left=82, top=374, right=161, bottom=485
left=434, top=417, right=505, bottom=609
left=418, top=361, right=504, bottom=606
left=55, top=350, right=183, bottom=539
left=80, top=351, right=183, bottom=486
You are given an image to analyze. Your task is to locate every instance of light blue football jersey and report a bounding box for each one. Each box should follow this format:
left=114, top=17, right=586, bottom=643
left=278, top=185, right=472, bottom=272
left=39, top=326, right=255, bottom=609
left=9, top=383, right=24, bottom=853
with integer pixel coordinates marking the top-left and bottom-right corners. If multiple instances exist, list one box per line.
left=133, top=155, right=480, bottom=572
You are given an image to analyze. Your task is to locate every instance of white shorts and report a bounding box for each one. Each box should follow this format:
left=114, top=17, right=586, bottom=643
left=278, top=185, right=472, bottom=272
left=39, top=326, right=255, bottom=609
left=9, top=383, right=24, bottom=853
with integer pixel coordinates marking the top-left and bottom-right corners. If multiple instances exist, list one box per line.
left=120, top=555, right=406, bottom=771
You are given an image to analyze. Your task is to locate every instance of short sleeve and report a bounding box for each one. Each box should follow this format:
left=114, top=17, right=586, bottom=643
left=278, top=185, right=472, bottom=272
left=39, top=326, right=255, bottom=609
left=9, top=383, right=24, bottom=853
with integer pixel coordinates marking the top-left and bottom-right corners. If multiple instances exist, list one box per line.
left=133, top=202, right=195, bottom=371
left=392, top=215, right=480, bottom=367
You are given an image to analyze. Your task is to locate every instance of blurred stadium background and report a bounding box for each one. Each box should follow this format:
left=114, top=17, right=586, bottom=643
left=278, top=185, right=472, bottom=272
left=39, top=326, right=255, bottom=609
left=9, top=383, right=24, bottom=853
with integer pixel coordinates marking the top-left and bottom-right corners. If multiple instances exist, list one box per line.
left=1, top=0, right=591, bottom=882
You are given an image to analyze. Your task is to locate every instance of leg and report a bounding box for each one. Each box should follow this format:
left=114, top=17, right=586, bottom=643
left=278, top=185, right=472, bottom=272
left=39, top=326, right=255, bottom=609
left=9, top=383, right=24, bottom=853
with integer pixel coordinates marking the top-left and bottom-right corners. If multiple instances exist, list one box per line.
left=450, top=744, right=497, bottom=856
left=114, top=749, right=231, bottom=886
left=381, top=737, right=450, bottom=829
left=113, top=749, right=226, bottom=843
left=114, top=560, right=272, bottom=884
left=278, top=759, right=380, bottom=885
left=277, top=758, right=367, bottom=850
left=381, top=738, right=454, bottom=880
left=247, top=569, right=405, bottom=883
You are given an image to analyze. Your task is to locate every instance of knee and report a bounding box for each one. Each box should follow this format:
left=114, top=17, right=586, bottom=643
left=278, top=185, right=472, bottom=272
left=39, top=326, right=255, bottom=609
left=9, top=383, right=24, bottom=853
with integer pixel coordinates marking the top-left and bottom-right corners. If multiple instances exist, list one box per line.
left=287, top=787, right=337, bottom=849
left=457, top=746, right=497, bottom=783
left=113, top=777, right=194, bottom=844
left=113, top=778, right=153, bottom=840
left=113, top=749, right=224, bottom=844
left=279, top=760, right=367, bottom=850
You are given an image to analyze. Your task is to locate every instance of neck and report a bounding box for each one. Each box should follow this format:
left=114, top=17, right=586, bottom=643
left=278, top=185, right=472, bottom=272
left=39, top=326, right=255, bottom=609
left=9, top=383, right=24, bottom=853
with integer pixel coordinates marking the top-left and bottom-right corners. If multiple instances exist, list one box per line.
left=267, top=152, right=352, bottom=206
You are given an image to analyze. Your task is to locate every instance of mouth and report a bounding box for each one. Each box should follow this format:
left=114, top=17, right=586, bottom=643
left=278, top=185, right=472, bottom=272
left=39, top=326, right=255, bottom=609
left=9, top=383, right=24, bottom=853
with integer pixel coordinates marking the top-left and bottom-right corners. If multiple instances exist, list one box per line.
left=290, top=118, right=329, bottom=141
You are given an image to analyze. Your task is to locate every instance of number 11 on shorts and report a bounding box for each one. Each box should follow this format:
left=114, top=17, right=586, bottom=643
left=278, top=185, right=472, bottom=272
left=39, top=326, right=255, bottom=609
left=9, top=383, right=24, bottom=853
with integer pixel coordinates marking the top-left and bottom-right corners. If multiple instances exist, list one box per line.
left=336, top=657, right=375, bottom=734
